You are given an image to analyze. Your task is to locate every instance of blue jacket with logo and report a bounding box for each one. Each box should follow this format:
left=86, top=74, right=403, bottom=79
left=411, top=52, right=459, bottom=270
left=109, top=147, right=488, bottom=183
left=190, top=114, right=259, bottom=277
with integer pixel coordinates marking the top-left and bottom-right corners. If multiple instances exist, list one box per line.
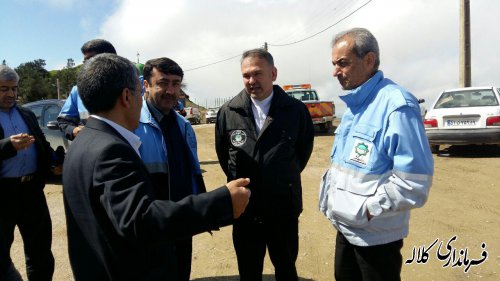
left=134, top=100, right=206, bottom=198
left=319, top=71, right=433, bottom=246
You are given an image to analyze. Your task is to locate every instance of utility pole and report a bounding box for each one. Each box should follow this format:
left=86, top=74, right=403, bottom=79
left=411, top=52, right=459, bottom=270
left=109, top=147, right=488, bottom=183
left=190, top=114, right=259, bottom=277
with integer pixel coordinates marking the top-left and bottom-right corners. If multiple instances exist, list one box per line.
left=136, top=52, right=140, bottom=63
left=263, top=42, right=268, bottom=51
left=56, top=79, right=61, bottom=100
left=459, top=0, right=471, bottom=87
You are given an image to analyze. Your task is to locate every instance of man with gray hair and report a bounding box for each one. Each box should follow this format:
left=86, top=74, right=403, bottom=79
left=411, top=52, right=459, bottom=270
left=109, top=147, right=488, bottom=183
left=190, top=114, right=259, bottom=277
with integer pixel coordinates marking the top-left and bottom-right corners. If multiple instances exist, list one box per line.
left=319, top=28, right=433, bottom=280
left=1, top=65, right=58, bottom=280
left=62, top=53, right=251, bottom=280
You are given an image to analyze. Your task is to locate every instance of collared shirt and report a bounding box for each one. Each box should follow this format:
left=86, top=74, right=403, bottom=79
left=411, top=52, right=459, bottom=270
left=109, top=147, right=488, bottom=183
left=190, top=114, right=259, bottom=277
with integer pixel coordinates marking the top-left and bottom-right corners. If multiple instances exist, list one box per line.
left=0, top=106, right=38, bottom=177
left=250, top=91, right=274, bottom=134
left=90, top=115, right=142, bottom=157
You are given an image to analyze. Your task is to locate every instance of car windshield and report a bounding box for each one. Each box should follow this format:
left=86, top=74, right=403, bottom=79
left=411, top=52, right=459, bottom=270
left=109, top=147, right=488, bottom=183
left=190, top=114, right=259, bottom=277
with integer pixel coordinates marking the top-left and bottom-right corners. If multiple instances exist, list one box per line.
left=286, top=90, right=318, bottom=101
left=434, top=89, right=499, bottom=109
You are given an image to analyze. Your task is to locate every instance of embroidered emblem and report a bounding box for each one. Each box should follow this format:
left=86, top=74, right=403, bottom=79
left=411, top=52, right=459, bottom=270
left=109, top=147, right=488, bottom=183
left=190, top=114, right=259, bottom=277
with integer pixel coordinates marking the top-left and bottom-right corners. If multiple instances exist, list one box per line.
left=230, top=130, right=247, bottom=147
left=349, top=140, right=372, bottom=166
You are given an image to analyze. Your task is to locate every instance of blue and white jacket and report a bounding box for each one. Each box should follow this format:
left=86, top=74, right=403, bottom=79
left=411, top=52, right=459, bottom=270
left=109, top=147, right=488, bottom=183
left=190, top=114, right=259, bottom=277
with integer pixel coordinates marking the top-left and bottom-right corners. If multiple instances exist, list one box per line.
left=319, top=71, right=433, bottom=246
left=134, top=100, right=205, bottom=196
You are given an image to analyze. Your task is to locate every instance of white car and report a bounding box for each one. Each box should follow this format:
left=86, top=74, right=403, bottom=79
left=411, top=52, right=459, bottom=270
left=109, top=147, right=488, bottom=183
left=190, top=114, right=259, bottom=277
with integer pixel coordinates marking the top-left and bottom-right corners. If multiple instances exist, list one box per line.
left=424, top=86, right=500, bottom=153
left=205, top=107, right=219, bottom=123
left=185, top=106, right=201, bottom=124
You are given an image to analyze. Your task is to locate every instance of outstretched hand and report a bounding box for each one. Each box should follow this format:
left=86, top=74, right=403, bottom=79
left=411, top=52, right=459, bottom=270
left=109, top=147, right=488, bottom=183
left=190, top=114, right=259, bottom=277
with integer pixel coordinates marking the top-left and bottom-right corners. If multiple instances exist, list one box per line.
left=226, top=178, right=251, bottom=219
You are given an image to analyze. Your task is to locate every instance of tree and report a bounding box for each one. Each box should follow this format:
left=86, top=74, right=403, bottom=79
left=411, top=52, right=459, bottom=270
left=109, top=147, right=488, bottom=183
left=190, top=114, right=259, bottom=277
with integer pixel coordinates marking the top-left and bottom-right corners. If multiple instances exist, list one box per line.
left=52, top=64, right=78, bottom=99
left=15, top=59, right=53, bottom=103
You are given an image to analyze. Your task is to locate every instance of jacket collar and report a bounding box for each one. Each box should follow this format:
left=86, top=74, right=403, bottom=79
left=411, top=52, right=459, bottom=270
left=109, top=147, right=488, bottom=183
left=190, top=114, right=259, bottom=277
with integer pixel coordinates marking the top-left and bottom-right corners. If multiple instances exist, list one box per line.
left=228, top=85, right=294, bottom=110
left=138, top=98, right=190, bottom=134
left=340, top=70, right=384, bottom=109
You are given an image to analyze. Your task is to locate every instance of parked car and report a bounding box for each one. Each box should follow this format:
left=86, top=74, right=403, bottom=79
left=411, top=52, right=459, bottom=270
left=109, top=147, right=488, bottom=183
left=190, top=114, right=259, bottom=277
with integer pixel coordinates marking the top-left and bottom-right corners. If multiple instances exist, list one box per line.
left=185, top=106, right=201, bottom=124
left=205, top=107, right=219, bottom=123
left=22, top=99, right=69, bottom=153
left=423, top=87, right=500, bottom=153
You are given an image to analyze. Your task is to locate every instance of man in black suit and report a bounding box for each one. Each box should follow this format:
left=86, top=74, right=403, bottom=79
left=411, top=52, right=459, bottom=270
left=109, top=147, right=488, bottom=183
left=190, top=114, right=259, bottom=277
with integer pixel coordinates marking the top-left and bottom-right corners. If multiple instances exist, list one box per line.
left=0, top=65, right=59, bottom=281
left=62, top=53, right=251, bottom=281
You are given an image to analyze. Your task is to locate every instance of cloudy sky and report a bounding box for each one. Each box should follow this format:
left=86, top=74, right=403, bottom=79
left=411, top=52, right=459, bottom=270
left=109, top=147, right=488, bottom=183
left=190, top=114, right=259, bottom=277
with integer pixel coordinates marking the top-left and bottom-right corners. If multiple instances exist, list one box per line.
left=2, top=0, right=499, bottom=114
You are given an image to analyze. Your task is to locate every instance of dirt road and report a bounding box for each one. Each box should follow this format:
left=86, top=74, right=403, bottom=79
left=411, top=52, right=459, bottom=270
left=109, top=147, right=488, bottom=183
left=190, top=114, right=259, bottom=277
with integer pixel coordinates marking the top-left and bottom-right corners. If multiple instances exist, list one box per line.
left=11, top=121, right=500, bottom=280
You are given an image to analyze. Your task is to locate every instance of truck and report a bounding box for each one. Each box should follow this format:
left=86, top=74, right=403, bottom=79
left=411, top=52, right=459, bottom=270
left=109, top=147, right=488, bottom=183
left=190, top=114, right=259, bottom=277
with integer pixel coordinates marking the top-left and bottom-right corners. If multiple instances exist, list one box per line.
left=283, top=84, right=335, bottom=133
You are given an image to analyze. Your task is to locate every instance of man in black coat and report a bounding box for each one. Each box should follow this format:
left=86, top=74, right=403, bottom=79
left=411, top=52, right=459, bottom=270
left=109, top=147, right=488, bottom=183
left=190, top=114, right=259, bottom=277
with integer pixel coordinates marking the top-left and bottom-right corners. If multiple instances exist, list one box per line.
left=62, top=53, right=251, bottom=280
left=0, top=65, right=59, bottom=280
left=215, top=49, right=314, bottom=281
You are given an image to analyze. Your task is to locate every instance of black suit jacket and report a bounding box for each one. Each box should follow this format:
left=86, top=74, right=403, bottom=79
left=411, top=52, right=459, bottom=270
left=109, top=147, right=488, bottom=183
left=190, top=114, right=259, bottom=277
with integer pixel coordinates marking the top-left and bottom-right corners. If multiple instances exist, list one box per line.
left=63, top=117, right=233, bottom=281
left=0, top=105, right=53, bottom=182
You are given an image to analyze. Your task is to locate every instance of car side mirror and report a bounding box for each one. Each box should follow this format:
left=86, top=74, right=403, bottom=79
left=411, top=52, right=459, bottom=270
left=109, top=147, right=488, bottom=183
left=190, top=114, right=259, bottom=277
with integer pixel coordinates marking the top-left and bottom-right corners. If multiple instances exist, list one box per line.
left=47, top=120, right=60, bottom=130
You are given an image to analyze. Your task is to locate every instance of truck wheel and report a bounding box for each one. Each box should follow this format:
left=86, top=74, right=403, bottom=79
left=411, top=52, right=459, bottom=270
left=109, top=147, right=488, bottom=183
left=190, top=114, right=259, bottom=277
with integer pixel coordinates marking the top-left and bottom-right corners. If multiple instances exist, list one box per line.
left=321, top=122, right=332, bottom=133
left=430, top=144, right=439, bottom=154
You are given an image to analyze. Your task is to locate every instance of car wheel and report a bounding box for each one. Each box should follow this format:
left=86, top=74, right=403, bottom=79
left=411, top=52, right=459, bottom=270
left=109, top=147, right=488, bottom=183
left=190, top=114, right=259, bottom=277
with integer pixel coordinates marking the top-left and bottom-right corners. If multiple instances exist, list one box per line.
left=430, top=144, right=440, bottom=154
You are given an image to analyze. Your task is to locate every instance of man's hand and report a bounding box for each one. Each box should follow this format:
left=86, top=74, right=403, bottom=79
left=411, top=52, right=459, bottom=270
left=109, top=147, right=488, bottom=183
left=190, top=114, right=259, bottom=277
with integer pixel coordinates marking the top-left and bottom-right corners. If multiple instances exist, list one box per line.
left=367, top=210, right=374, bottom=221
left=51, top=165, right=63, bottom=176
left=10, top=133, right=35, bottom=151
left=72, top=125, right=84, bottom=138
left=226, top=178, right=251, bottom=219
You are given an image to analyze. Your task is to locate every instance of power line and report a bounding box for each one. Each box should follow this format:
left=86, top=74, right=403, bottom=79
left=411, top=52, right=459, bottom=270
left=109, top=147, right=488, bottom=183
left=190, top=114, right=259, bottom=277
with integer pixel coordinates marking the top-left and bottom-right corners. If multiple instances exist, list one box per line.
left=184, top=53, right=241, bottom=72
left=268, top=0, right=373, bottom=47
left=184, top=0, right=373, bottom=71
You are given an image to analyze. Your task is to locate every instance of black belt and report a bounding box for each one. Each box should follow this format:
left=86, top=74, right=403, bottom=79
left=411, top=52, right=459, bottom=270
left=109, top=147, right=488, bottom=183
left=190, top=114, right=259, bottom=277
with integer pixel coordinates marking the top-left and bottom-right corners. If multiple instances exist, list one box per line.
left=0, top=173, right=37, bottom=185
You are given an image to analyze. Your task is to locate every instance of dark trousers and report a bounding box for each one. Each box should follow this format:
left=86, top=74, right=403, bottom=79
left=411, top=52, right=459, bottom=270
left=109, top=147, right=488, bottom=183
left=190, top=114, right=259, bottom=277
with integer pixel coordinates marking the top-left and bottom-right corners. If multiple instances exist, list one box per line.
left=334, top=232, right=403, bottom=281
left=174, top=237, right=192, bottom=281
left=0, top=182, right=54, bottom=281
left=233, top=216, right=299, bottom=281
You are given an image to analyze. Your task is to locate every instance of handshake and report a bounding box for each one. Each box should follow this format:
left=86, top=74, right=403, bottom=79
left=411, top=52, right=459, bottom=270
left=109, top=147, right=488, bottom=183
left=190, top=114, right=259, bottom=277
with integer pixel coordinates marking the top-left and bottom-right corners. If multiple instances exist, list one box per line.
left=226, top=178, right=252, bottom=219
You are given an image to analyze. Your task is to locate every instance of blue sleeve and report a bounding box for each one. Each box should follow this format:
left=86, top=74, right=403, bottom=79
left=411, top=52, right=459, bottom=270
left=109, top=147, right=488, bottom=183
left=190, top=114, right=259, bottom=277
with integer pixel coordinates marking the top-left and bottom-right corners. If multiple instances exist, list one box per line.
left=366, top=106, right=434, bottom=215
left=57, top=86, right=81, bottom=140
left=177, top=100, right=184, bottom=111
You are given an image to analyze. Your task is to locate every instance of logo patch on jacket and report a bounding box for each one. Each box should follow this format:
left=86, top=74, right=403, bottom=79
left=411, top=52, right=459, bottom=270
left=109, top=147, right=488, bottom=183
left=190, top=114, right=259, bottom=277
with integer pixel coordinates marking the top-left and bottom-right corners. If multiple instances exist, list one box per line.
left=348, top=140, right=372, bottom=166
left=230, top=130, right=247, bottom=147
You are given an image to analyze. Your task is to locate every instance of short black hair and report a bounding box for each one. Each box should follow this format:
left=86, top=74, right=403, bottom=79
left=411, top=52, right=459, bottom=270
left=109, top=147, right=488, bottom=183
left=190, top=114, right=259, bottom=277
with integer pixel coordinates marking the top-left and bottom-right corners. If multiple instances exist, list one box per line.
left=77, top=53, right=138, bottom=114
left=143, top=57, right=184, bottom=84
left=81, top=39, right=117, bottom=55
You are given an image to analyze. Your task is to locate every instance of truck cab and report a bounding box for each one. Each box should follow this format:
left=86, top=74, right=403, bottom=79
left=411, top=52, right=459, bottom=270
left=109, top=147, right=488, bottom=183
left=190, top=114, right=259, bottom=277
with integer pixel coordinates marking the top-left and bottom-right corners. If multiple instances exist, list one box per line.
left=284, top=84, right=335, bottom=133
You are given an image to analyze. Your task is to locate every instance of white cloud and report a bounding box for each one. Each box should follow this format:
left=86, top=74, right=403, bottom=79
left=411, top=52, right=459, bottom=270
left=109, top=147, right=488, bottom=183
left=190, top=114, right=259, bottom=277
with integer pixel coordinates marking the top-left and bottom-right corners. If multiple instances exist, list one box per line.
left=97, top=0, right=500, bottom=111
